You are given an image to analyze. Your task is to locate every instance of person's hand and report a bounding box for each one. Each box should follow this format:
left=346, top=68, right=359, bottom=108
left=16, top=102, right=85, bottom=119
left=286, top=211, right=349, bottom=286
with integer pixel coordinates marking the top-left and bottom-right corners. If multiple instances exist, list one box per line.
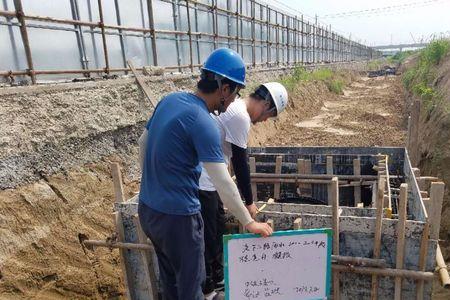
left=246, top=203, right=258, bottom=219
left=245, top=221, right=273, bottom=237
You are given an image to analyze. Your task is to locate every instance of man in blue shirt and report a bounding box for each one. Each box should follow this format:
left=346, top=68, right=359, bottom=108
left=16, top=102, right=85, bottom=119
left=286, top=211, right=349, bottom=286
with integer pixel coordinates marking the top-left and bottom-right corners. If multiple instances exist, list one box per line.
left=138, top=48, right=273, bottom=300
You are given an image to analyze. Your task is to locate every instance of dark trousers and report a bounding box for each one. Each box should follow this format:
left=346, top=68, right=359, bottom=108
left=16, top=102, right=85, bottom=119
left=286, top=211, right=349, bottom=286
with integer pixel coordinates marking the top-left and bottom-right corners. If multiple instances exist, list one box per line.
left=138, top=202, right=205, bottom=300
left=199, top=190, right=226, bottom=294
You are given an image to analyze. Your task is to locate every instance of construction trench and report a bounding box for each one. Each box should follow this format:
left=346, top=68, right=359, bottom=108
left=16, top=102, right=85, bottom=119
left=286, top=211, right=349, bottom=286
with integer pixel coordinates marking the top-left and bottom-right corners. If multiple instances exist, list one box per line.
left=1, top=62, right=450, bottom=299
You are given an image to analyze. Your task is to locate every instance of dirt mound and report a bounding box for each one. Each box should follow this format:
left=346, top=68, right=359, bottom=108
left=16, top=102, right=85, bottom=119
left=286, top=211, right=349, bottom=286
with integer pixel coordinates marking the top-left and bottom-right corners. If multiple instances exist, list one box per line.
left=0, top=157, right=140, bottom=299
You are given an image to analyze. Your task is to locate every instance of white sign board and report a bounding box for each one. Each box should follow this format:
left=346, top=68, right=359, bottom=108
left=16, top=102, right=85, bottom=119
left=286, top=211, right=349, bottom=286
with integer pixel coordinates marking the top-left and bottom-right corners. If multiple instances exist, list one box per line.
left=224, top=228, right=332, bottom=300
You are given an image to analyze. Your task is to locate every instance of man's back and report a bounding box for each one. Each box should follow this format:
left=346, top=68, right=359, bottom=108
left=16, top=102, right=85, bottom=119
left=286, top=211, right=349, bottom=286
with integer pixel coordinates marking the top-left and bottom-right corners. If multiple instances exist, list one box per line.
left=139, top=92, right=224, bottom=215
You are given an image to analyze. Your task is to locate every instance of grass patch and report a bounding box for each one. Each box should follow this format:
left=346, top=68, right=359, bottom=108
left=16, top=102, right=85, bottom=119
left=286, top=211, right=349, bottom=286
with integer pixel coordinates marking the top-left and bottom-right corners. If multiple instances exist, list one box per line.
left=387, top=50, right=416, bottom=64
left=402, top=39, right=450, bottom=115
left=279, top=67, right=345, bottom=95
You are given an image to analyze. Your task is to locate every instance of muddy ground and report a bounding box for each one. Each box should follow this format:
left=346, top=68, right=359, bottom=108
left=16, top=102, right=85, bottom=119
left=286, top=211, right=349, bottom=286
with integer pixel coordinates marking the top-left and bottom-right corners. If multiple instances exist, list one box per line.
left=1, top=71, right=448, bottom=299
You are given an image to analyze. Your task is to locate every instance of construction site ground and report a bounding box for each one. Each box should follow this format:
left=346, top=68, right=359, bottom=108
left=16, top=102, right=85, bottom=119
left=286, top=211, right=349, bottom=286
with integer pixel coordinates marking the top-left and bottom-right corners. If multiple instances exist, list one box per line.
left=0, top=73, right=448, bottom=299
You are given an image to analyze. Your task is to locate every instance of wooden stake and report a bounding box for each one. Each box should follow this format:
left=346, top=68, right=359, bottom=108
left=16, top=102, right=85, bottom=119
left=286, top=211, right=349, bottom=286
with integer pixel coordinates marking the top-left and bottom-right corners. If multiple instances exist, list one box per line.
left=274, top=156, right=282, bottom=199
left=110, top=163, right=131, bottom=299
left=429, top=182, right=445, bottom=240
left=394, top=183, right=408, bottom=300
left=293, top=217, right=302, bottom=230
left=327, top=156, right=333, bottom=205
left=353, top=158, right=361, bottom=206
left=416, top=221, right=430, bottom=300
left=249, top=157, right=257, bottom=202
left=371, top=176, right=385, bottom=299
left=331, top=177, right=340, bottom=300
left=131, top=215, right=159, bottom=299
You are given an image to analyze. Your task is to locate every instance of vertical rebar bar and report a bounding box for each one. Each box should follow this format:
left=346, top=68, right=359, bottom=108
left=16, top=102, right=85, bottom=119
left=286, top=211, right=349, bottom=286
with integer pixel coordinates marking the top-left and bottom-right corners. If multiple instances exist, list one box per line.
left=301, top=15, right=304, bottom=64
left=235, top=0, right=239, bottom=54
left=211, top=0, right=217, bottom=49
left=275, top=11, right=279, bottom=66
left=185, top=0, right=194, bottom=72
left=286, top=15, right=289, bottom=65
left=266, top=5, right=270, bottom=66
left=113, top=0, right=127, bottom=71
left=259, top=3, right=263, bottom=64
left=146, top=0, right=158, bottom=66
left=293, top=16, right=297, bottom=65
left=171, top=0, right=181, bottom=72
left=139, top=0, right=150, bottom=65
left=13, top=0, right=35, bottom=84
left=3, top=0, right=20, bottom=71
left=226, top=0, right=231, bottom=48
left=251, top=0, right=255, bottom=67
left=97, top=0, right=110, bottom=75
left=193, top=1, right=200, bottom=64
left=70, top=0, right=89, bottom=75
left=86, top=0, right=100, bottom=69
left=239, top=0, right=243, bottom=55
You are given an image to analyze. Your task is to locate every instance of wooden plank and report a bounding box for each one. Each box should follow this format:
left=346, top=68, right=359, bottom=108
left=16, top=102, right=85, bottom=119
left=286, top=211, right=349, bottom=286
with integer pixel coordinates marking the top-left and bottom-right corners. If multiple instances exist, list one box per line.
left=353, top=158, right=361, bottom=206
left=249, top=157, right=257, bottom=202
left=429, top=182, right=445, bottom=240
left=416, top=221, right=430, bottom=300
left=394, top=183, right=408, bottom=300
left=127, top=60, right=158, bottom=108
left=111, top=163, right=125, bottom=203
left=273, top=156, right=282, bottom=199
left=113, top=212, right=132, bottom=300
left=327, top=156, right=333, bottom=205
left=331, top=177, right=340, bottom=300
left=293, top=217, right=302, bottom=230
left=131, top=215, right=159, bottom=299
left=371, top=176, right=385, bottom=299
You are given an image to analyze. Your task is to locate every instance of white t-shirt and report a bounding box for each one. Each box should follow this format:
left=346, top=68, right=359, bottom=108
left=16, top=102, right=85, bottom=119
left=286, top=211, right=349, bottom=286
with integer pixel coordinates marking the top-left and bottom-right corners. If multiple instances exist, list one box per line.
left=199, top=98, right=251, bottom=191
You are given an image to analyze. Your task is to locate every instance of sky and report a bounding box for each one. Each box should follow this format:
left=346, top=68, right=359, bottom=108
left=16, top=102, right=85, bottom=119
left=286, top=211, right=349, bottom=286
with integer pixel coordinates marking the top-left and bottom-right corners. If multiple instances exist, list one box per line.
left=265, top=0, right=450, bottom=46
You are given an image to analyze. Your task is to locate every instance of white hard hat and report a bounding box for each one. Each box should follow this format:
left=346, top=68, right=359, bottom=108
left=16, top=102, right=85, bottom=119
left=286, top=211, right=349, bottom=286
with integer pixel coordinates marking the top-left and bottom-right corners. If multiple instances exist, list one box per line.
left=261, top=82, right=289, bottom=115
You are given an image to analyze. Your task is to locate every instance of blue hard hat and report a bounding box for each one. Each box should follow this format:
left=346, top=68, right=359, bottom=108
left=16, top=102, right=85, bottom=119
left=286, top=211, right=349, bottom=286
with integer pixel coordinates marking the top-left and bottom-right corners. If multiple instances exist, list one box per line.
left=202, top=48, right=246, bottom=87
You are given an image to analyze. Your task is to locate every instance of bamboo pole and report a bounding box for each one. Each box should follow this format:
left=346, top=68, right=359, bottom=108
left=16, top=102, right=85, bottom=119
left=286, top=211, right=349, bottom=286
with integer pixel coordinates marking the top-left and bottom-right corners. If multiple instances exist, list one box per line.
left=332, top=256, right=386, bottom=268
left=127, top=60, right=158, bottom=108
left=371, top=176, right=386, bottom=299
left=394, top=183, right=408, bottom=300
left=331, top=177, right=340, bottom=300
left=333, top=265, right=434, bottom=281
left=436, top=244, right=450, bottom=288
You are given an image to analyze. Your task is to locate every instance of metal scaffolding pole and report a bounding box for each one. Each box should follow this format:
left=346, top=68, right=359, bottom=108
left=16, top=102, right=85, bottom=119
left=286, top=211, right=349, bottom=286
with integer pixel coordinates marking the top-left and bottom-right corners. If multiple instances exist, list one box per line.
left=113, top=0, right=128, bottom=71
left=13, top=0, right=35, bottom=83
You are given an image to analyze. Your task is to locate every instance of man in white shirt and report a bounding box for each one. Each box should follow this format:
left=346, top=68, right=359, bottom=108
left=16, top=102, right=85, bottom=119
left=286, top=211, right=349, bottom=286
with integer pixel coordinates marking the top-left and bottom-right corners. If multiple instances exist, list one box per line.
left=199, top=82, right=289, bottom=299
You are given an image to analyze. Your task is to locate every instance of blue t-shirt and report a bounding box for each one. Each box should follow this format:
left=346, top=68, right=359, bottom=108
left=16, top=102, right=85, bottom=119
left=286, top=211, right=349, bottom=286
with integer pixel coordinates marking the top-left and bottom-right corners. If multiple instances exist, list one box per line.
left=139, top=92, right=224, bottom=215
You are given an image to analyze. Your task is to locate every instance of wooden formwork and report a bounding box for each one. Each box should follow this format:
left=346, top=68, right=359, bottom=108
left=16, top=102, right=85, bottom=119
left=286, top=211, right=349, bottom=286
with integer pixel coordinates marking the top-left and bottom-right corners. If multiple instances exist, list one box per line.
left=82, top=147, right=448, bottom=299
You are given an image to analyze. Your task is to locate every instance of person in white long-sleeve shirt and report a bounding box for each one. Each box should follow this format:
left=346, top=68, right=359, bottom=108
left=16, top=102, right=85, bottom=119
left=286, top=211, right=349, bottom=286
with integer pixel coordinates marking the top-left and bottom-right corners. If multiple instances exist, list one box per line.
left=198, top=82, right=289, bottom=297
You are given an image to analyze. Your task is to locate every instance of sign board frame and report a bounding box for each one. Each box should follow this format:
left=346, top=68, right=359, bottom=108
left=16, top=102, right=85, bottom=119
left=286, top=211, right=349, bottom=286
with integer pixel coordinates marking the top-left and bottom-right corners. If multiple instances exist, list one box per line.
left=223, top=228, right=332, bottom=300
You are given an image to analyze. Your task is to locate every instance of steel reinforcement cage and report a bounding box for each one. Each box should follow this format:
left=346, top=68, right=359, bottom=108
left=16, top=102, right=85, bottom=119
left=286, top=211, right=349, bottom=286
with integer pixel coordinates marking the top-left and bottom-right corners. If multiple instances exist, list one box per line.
left=0, top=0, right=381, bottom=84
